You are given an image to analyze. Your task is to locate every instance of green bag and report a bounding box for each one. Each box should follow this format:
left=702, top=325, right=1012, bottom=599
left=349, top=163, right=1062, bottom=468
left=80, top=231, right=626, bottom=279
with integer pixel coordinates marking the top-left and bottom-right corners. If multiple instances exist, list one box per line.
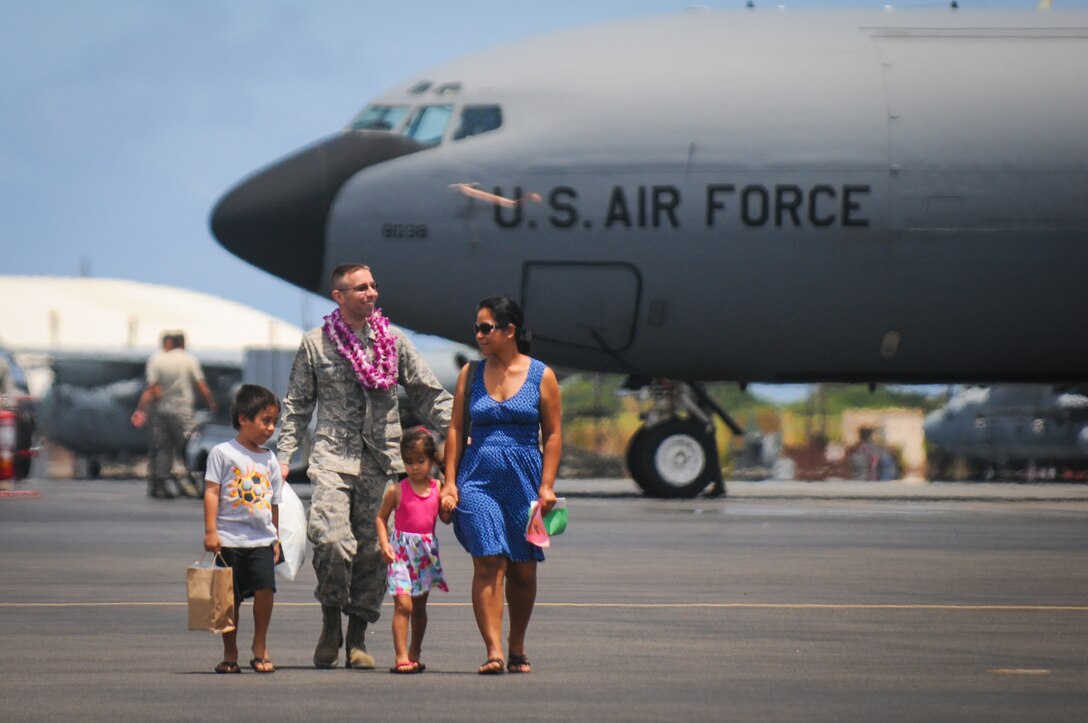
left=543, top=499, right=567, bottom=536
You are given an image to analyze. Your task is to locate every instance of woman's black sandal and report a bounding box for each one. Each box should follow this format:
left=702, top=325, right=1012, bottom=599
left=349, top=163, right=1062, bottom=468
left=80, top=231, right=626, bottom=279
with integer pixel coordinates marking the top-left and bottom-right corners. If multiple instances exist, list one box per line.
left=479, top=657, right=505, bottom=675
left=507, top=654, right=532, bottom=673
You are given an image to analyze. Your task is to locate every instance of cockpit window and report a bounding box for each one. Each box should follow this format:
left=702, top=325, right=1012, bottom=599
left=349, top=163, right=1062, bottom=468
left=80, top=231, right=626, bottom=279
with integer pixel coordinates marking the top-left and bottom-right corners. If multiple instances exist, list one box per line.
left=452, top=105, right=503, bottom=141
left=402, top=105, right=453, bottom=145
left=349, top=105, right=410, bottom=132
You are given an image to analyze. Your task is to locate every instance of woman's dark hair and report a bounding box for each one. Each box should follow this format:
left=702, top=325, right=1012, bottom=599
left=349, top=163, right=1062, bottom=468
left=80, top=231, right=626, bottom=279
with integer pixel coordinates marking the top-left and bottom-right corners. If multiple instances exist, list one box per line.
left=479, top=295, right=531, bottom=354
left=231, top=384, right=280, bottom=430
left=400, top=426, right=438, bottom=461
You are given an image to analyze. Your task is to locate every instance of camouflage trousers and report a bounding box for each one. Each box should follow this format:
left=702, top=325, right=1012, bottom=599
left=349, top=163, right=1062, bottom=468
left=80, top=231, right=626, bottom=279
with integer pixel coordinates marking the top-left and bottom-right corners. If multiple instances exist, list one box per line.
left=149, top=408, right=195, bottom=483
left=307, top=453, right=397, bottom=622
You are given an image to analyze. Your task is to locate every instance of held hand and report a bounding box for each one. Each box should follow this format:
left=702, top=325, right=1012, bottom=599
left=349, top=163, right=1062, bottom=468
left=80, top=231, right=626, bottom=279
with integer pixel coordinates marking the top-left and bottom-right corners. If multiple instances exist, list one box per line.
left=203, top=531, right=221, bottom=553
left=439, top=483, right=459, bottom=513
left=538, top=486, right=558, bottom=515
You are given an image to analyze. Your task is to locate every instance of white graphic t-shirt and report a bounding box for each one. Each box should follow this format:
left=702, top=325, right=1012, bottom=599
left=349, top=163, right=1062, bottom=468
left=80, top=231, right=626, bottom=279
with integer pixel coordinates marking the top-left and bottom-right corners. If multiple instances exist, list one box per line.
left=205, top=438, right=283, bottom=547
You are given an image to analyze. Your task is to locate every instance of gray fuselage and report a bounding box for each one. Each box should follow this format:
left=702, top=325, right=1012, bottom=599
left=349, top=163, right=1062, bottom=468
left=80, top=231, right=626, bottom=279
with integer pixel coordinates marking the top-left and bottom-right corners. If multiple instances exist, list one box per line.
left=213, top=10, right=1088, bottom=385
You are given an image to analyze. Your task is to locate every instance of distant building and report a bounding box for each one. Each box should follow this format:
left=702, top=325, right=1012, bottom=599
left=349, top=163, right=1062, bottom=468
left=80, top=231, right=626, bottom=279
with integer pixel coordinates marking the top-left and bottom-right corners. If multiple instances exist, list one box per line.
left=0, top=276, right=304, bottom=396
left=0, top=275, right=302, bottom=353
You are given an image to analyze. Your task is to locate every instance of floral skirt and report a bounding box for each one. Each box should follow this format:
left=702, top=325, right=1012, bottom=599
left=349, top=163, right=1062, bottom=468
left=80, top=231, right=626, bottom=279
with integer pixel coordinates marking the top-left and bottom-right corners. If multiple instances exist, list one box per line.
left=387, top=529, right=449, bottom=598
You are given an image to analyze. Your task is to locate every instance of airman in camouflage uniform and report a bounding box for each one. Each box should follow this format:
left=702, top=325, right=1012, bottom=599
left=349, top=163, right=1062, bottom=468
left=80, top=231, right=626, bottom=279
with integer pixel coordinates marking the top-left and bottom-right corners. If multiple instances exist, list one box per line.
left=277, top=263, right=451, bottom=669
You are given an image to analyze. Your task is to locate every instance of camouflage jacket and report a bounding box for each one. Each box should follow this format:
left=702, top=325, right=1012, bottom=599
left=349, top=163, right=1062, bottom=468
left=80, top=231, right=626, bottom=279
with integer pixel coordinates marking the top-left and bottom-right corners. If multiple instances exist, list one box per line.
left=277, top=323, right=452, bottom=476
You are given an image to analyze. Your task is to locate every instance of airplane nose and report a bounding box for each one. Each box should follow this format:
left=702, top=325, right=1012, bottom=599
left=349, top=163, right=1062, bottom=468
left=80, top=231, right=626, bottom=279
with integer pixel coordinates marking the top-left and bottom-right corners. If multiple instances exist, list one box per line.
left=210, top=132, right=424, bottom=292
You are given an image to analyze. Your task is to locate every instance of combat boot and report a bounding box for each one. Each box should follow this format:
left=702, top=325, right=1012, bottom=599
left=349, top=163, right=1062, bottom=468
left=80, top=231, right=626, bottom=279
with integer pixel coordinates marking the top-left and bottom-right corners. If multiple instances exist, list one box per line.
left=175, top=476, right=201, bottom=499
left=313, top=605, right=343, bottom=668
left=345, top=614, right=376, bottom=669
left=150, top=479, right=175, bottom=499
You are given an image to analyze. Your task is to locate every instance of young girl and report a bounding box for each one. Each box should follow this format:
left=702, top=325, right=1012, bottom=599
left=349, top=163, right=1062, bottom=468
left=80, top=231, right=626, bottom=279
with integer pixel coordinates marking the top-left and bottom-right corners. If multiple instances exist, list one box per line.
left=376, top=427, right=451, bottom=673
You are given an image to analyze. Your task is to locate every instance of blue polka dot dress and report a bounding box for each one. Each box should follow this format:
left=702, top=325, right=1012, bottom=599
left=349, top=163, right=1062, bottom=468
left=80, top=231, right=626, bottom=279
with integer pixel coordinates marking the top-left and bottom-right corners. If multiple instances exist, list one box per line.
left=453, top=358, right=546, bottom=562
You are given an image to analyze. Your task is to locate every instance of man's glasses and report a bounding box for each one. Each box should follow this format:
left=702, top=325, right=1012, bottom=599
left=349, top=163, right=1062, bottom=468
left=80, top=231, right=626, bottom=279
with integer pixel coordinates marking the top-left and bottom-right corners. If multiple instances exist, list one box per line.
left=473, top=322, right=508, bottom=335
left=335, top=282, right=379, bottom=294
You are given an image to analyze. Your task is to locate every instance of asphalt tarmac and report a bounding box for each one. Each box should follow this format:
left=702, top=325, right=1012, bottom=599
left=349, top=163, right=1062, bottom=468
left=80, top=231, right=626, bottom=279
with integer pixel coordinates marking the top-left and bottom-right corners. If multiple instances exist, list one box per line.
left=1, top=477, right=1086, bottom=722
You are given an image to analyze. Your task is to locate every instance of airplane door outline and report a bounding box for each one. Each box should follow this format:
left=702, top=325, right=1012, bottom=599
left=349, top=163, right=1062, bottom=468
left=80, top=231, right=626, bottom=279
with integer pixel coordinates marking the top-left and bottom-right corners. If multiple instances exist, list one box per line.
left=520, top=261, right=642, bottom=354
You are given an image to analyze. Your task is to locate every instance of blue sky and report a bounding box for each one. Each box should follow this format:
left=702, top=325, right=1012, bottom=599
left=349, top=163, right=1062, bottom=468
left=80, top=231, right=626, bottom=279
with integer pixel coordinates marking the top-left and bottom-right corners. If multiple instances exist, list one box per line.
left=3, top=0, right=1079, bottom=401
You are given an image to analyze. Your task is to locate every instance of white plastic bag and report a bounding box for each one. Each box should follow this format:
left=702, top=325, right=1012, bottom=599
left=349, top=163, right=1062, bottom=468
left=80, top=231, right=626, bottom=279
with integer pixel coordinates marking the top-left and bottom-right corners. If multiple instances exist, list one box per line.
left=275, top=481, right=307, bottom=581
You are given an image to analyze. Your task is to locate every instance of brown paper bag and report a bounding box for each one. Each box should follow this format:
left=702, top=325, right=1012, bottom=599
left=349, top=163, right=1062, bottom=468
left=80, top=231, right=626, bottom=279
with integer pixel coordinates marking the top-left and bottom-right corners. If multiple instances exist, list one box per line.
left=187, top=553, right=236, bottom=634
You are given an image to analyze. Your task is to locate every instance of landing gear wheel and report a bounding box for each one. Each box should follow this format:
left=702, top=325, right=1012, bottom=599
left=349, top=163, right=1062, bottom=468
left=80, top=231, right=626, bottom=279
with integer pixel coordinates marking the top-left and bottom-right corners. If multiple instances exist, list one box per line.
left=189, top=452, right=208, bottom=496
left=950, top=455, right=976, bottom=482
left=14, top=402, right=35, bottom=480
left=926, top=450, right=950, bottom=481
left=627, top=419, right=719, bottom=499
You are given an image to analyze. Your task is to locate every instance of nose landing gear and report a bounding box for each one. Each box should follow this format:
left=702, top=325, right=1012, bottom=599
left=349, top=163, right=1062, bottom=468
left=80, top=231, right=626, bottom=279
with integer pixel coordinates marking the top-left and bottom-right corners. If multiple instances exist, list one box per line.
left=624, top=379, right=740, bottom=499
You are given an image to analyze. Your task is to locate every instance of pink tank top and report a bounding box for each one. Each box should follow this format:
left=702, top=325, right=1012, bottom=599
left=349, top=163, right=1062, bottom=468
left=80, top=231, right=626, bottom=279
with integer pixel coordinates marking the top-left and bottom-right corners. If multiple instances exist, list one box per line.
left=394, top=478, right=439, bottom=535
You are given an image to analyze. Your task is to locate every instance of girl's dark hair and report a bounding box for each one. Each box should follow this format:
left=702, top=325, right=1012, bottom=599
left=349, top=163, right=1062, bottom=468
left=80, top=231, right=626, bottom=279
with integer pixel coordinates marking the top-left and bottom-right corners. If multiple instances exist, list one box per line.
left=400, top=426, right=438, bottom=461
left=232, top=384, right=280, bottom=430
left=479, top=295, right=531, bottom=354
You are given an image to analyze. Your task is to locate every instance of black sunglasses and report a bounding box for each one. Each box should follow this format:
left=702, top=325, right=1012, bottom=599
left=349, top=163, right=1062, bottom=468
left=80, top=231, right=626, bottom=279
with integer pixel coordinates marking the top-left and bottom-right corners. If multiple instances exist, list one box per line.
left=334, top=282, right=379, bottom=294
left=473, top=322, right=509, bottom=335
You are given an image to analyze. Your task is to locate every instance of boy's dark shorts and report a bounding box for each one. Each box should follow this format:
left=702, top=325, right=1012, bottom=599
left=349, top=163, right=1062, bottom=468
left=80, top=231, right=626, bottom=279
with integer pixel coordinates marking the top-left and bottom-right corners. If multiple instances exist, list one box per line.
left=216, top=545, right=277, bottom=604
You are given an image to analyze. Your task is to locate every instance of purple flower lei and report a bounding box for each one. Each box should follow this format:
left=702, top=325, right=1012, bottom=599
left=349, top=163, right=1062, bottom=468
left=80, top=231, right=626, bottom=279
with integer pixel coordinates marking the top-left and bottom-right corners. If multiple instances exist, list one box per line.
left=322, top=308, right=398, bottom=390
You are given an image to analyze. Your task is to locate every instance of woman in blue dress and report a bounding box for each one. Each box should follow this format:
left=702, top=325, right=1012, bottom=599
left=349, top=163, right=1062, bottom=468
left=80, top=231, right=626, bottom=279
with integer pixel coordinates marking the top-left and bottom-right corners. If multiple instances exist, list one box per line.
left=441, top=296, right=561, bottom=675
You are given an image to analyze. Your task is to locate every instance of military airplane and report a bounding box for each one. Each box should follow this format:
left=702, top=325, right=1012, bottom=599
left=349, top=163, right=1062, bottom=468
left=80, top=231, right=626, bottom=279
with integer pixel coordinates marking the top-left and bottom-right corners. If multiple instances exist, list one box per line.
left=35, top=352, right=241, bottom=477
left=34, top=335, right=473, bottom=479
left=924, top=385, right=1088, bottom=480
left=210, top=9, right=1088, bottom=498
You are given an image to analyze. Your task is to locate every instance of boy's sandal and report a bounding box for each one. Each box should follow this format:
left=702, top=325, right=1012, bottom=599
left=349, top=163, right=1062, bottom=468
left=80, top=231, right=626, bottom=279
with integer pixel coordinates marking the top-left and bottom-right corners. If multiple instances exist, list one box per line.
left=478, top=657, right=505, bottom=675
left=249, top=657, right=276, bottom=673
left=389, top=661, right=421, bottom=674
left=507, top=654, right=532, bottom=674
left=214, top=661, right=241, bottom=674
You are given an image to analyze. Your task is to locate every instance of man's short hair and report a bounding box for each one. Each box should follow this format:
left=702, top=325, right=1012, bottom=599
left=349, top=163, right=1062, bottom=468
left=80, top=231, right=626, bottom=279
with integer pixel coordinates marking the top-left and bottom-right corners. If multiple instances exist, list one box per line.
left=330, top=263, right=370, bottom=288
left=231, top=384, right=280, bottom=430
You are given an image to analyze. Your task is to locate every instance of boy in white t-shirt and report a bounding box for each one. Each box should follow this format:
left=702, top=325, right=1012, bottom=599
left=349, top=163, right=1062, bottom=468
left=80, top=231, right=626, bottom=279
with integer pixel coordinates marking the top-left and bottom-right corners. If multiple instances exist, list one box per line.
left=203, top=384, right=284, bottom=674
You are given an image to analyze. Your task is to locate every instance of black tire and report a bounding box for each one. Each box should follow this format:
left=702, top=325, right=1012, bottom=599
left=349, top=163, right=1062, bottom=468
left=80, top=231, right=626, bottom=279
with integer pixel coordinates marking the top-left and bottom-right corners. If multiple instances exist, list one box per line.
left=950, top=455, right=977, bottom=482
left=926, top=450, right=949, bottom=481
left=189, top=452, right=208, bottom=493
left=627, top=418, right=719, bottom=499
left=14, top=401, right=35, bottom=480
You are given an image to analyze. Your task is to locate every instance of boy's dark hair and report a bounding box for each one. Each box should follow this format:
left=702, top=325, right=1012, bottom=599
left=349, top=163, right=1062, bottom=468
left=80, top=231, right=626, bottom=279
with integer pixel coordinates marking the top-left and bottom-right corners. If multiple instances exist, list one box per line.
left=231, top=384, right=280, bottom=430
left=400, top=426, right=437, bottom=460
